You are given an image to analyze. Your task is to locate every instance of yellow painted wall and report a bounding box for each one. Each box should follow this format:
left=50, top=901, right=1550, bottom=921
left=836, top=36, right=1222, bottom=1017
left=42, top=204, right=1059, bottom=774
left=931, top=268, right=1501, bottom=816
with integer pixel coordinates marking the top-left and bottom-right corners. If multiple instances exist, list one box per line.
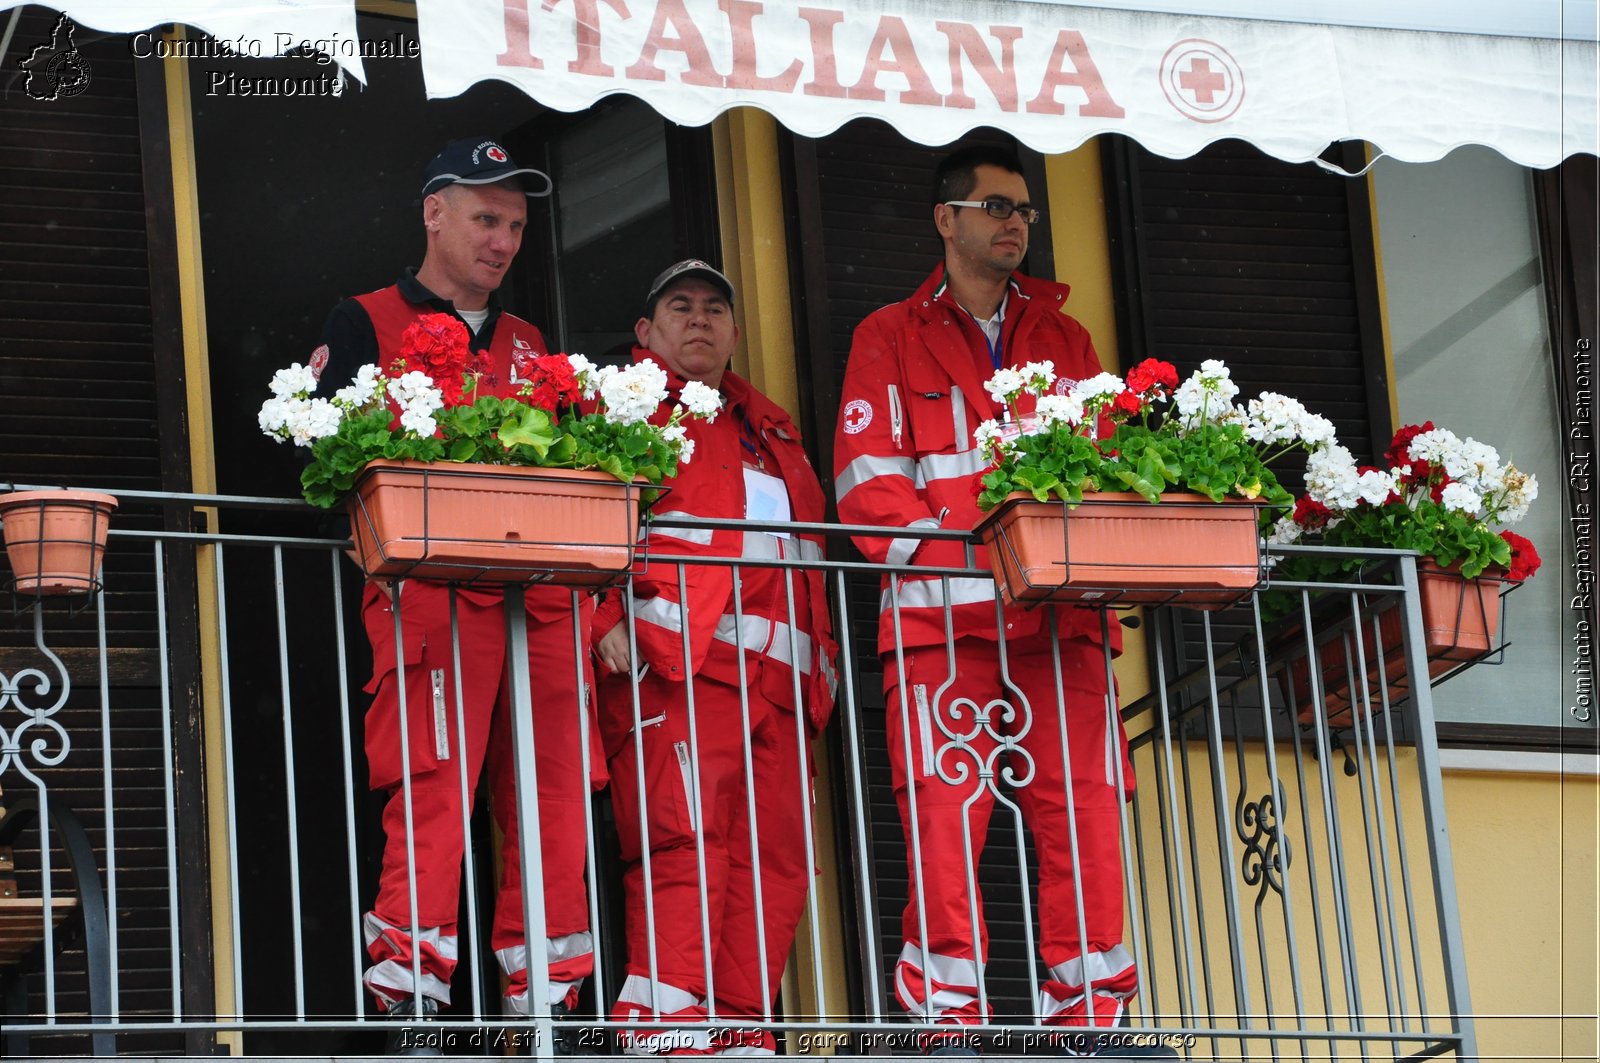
left=1045, top=142, right=1120, bottom=377
left=1441, top=765, right=1598, bottom=1063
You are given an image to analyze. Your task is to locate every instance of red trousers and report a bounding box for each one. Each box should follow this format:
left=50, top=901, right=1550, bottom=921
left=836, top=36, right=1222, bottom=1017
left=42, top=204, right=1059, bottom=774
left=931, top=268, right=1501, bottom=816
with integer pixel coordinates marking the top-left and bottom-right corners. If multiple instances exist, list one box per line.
left=598, top=665, right=813, bottom=1053
left=884, top=634, right=1138, bottom=1029
left=360, top=581, right=599, bottom=1012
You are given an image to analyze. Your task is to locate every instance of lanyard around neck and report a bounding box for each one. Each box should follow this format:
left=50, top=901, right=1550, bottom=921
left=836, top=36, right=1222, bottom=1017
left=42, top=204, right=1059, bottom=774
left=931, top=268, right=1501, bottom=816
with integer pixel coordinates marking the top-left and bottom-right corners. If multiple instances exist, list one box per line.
left=740, top=414, right=766, bottom=470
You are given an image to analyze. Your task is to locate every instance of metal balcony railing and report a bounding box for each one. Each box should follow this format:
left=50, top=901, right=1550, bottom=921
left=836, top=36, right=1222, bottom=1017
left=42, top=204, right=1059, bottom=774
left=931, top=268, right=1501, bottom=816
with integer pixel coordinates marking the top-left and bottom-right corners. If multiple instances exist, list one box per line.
left=0, top=487, right=1490, bottom=1059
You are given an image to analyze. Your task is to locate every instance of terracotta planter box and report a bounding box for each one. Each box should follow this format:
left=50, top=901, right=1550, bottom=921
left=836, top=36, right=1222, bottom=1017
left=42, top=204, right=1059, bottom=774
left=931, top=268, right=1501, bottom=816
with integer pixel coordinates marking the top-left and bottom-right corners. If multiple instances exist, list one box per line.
left=1287, top=564, right=1508, bottom=725
left=347, top=461, right=644, bottom=586
left=0, top=490, right=118, bottom=596
left=974, top=492, right=1265, bottom=608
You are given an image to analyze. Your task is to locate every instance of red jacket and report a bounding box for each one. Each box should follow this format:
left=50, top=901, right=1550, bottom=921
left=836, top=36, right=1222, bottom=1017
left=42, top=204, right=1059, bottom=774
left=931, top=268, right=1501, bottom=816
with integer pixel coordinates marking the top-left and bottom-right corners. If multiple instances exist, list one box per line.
left=593, top=350, right=838, bottom=731
left=833, top=264, right=1119, bottom=654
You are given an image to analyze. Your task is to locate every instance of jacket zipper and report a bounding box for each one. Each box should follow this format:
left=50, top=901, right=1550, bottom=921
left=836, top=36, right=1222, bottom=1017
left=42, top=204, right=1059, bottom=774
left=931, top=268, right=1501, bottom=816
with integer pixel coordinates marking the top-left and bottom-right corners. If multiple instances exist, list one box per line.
left=674, top=740, right=698, bottom=832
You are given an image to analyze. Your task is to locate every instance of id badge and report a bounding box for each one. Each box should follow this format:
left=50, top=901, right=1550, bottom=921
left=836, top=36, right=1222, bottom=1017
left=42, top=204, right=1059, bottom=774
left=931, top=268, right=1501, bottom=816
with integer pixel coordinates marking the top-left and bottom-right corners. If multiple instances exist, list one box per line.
left=743, top=466, right=792, bottom=538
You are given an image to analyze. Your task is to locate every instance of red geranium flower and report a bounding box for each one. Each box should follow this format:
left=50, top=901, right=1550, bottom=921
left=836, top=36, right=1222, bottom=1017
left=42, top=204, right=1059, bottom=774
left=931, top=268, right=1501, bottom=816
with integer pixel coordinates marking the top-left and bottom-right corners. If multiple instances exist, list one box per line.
left=1112, top=389, right=1143, bottom=416
left=971, top=461, right=1000, bottom=501
left=1499, top=530, right=1542, bottom=581
left=1125, top=357, right=1179, bottom=396
left=1293, top=496, right=1333, bottom=529
left=396, top=313, right=475, bottom=404
left=523, top=354, right=583, bottom=413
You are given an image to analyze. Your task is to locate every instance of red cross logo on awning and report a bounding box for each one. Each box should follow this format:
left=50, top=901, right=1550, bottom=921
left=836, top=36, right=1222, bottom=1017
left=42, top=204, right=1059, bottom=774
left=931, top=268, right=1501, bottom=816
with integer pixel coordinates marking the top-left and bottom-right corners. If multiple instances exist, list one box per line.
left=1179, top=58, right=1227, bottom=104
left=1159, top=39, right=1245, bottom=124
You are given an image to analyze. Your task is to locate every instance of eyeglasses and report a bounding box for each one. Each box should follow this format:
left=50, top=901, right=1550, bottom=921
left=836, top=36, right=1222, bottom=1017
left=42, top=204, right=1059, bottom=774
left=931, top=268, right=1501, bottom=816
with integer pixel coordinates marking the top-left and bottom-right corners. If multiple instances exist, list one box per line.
left=943, top=198, right=1042, bottom=224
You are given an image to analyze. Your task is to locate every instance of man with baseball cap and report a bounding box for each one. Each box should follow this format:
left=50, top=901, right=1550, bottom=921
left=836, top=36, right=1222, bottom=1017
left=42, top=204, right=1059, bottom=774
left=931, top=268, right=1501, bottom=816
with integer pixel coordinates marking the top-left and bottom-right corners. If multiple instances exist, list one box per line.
left=592, top=259, right=838, bottom=1055
left=310, top=136, right=599, bottom=1053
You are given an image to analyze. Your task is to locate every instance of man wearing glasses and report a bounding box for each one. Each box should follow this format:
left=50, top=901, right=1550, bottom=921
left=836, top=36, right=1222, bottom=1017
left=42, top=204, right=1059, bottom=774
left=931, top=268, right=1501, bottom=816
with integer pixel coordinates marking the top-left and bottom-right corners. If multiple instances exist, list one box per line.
left=833, top=145, right=1171, bottom=1058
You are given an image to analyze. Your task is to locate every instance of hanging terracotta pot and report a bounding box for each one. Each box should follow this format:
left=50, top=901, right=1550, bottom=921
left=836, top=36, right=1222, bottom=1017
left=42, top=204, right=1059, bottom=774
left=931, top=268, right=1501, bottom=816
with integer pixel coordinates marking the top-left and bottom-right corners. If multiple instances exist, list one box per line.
left=0, top=490, right=119, bottom=596
left=347, top=460, right=645, bottom=586
left=1287, top=562, right=1508, bottom=725
left=974, top=491, right=1265, bottom=608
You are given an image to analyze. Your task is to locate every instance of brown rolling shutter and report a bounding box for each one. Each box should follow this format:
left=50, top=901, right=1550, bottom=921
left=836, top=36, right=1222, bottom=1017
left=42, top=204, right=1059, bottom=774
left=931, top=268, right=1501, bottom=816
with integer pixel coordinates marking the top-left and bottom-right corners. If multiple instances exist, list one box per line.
left=0, top=8, right=199, bottom=1053
left=1105, top=137, right=1390, bottom=468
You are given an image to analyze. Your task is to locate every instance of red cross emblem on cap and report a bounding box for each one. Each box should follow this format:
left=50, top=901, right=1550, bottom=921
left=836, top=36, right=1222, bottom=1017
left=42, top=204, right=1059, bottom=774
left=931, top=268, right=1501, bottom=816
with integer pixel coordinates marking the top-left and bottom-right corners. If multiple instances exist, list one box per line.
left=486, top=145, right=508, bottom=163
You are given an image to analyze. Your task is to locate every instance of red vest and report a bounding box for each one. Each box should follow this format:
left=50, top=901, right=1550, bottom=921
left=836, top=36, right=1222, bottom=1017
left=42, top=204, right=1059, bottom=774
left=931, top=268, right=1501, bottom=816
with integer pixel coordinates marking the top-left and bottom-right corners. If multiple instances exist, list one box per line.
left=352, top=285, right=549, bottom=399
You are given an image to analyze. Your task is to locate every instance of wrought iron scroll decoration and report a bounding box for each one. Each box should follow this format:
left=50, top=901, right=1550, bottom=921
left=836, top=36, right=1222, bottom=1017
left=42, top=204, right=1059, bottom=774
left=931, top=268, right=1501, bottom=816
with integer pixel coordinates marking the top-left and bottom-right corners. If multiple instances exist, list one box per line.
left=1235, top=780, right=1291, bottom=902
left=0, top=602, right=73, bottom=785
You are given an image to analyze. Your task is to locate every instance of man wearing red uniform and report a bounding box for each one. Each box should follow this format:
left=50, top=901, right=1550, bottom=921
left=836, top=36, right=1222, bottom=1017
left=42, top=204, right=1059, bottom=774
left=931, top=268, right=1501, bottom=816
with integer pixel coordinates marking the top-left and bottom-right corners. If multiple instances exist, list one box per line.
left=832, top=146, right=1172, bottom=1058
left=592, top=260, right=837, bottom=1056
left=313, top=138, right=597, bottom=1048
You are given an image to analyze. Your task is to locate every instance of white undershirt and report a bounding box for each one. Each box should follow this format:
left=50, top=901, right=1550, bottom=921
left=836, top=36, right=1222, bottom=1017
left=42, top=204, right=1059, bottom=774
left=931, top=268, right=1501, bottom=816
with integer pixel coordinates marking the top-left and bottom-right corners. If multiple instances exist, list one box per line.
left=966, top=292, right=1008, bottom=349
left=458, top=307, right=490, bottom=334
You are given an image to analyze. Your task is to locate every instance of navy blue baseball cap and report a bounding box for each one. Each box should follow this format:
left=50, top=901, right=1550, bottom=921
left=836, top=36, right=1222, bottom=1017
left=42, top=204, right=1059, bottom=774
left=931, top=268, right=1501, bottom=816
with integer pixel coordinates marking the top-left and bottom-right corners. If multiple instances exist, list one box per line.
left=421, top=137, right=552, bottom=197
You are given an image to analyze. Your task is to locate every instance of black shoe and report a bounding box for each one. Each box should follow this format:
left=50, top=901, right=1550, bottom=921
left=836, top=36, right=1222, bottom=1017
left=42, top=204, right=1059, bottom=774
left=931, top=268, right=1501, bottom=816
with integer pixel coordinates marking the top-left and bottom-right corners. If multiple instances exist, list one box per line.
left=384, top=997, right=443, bottom=1057
left=505, top=1000, right=578, bottom=1056
left=549, top=1000, right=577, bottom=1056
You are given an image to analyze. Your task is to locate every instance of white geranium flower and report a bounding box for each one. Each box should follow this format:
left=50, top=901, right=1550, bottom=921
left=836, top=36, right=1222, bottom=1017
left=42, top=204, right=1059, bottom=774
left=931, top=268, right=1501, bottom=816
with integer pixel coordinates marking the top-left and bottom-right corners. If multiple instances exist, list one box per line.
left=334, top=364, right=382, bottom=408
left=1216, top=404, right=1248, bottom=428
left=679, top=380, right=723, bottom=421
left=1072, top=372, right=1125, bottom=403
left=1441, top=436, right=1502, bottom=489
left=1266, top=515, right=1303, bottom=546
left=1172, top=376, right=1207, bottom=420
left=564, top=353, right=599, bottom=400
left=269, top=363, right=318, bottom=399
left=258, top=396, right=293, bottom=440
left=1294, top=410, right=1338, bottom=449
left=1406, top=427, right=1462, bottom=466
left=1439, top=481, right=1483, bottom=517
left=1355, top=468, right=1398, bottom=506
left=1305, top=444, right=1361, bottom=509
left=676, top=437, right=697, bottom=465
left=1173, top=360, right=1240, bottom=422
left=600, top=360, right=669, bottom=425
left=1497, top=466, right=1538, bottom=524
left=973, top=419, right=1003, bottom=452
left=1019, top=361, right=1055, bottom=394
left=1034, top=393, right=1085, bottom=427
left=297, top=398, right=342, bottom=444
left=1244, top=392, right=1305, bottom=445
left=388, top=370, right=438, bottom=407
left=984, top=367, right=1025, bottom=406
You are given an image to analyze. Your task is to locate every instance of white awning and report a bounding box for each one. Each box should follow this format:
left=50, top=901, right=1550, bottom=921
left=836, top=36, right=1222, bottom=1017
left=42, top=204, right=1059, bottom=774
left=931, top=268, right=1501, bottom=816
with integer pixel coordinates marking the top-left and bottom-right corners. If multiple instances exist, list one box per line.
left=0, top=0, right=369, bottom=82
left=415, top=0, right=1598, bottom=168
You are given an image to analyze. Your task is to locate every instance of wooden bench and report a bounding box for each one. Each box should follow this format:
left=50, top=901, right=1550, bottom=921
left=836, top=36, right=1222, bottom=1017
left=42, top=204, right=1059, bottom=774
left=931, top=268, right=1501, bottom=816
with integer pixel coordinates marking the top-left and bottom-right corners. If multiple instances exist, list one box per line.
left=0, top=786, right=113, bottom=1056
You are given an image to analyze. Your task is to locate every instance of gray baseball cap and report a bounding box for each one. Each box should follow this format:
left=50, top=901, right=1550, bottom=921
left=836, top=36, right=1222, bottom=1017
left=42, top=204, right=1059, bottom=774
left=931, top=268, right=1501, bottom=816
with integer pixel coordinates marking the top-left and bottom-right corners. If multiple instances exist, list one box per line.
left=643, top=259, right=736, bottom=315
